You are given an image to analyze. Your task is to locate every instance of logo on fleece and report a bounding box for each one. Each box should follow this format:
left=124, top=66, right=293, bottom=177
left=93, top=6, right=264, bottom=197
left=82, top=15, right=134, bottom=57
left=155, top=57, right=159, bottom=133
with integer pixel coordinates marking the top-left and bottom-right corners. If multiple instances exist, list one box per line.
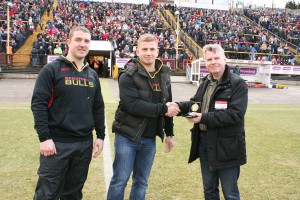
left=151, top=83, right=161, bottom=92
left=60, top=68, right=70, bottom=72
left=65, top=77, right=94, bottom=87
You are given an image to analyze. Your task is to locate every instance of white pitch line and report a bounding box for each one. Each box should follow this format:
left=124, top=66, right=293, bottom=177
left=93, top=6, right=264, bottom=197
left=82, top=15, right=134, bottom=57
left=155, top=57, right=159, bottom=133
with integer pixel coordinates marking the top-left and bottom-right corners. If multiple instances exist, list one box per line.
left=0, top=106, right=114, bottom=191
left=103, top=113, right=113, bottom=191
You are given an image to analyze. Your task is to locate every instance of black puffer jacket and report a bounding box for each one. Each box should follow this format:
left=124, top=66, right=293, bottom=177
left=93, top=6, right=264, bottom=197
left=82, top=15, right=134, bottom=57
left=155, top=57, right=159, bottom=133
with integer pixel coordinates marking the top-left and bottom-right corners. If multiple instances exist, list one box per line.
left=112, top=58, right=174, bottom=141
left=177, top=65, right=248, bottom=171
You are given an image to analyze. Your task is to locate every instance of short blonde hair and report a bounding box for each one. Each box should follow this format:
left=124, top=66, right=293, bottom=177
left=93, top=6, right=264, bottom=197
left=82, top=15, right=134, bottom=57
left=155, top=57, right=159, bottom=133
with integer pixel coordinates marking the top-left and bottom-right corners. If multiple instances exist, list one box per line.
left=69, top=26, right=91, bottom=40
left=137, top=33, right=158, bottom=48
left=202, top=44, right=225, bottom=60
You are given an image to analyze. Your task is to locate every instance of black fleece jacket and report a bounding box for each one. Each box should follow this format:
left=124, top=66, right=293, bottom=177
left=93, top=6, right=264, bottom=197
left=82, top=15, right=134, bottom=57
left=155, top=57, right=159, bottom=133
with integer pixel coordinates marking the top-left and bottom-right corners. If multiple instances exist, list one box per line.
left=31, top=56, right=105, bottom=142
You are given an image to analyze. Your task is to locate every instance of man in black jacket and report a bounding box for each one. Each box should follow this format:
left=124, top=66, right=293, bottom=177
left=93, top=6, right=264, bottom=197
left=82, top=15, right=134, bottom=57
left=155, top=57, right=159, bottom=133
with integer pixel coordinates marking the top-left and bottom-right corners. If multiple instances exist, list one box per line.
left=31, top=47, right=38, bottom=66
left=37, top=46, right=46, bottom=66
left=107, top=33, right=180, bottom=200
left=103, top=57, right=109, bottom=78
left=173, top=44, right=248, bottom=199
left=31, top=26, right=105, bottom=200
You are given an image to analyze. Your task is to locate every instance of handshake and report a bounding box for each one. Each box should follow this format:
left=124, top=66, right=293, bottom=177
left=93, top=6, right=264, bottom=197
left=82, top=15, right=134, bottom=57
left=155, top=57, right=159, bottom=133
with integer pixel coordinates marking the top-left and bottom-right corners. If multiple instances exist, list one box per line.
left=165, top=102, right=180, bottom=117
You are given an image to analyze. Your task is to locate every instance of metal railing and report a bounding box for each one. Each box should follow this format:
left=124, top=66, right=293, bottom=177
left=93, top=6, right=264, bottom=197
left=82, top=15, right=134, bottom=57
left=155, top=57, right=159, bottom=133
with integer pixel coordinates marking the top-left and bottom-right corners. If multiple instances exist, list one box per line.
left=159, top=7, right=203, bottom=59
left=234, top=10, right=299, bottom=56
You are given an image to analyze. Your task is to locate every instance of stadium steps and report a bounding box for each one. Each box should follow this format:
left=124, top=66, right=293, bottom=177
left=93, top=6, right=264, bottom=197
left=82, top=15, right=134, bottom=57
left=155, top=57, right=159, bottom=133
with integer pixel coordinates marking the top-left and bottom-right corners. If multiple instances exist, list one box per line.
left=164, top=9, right=203, bottom=59
left=157, top=8, right=202, bottom=59
left=12, top=1, right=57, bottom=68
left=162, top=9, right=196, bottom=57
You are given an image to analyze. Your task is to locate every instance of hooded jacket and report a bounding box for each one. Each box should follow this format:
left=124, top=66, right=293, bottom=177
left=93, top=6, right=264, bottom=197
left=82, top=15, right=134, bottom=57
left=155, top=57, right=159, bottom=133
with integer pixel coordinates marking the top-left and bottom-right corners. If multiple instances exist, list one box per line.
left=31, top=56, right=105, bottom=142
left=177, top=65, right=248, bottom=170
left=112, top=58, right=174, bottom=141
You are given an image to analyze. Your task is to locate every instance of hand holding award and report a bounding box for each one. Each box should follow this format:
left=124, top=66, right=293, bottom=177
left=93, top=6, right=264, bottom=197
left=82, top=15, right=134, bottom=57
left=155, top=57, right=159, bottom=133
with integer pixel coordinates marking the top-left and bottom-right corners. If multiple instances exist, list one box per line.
left=183, top=101, right=201, bottom=118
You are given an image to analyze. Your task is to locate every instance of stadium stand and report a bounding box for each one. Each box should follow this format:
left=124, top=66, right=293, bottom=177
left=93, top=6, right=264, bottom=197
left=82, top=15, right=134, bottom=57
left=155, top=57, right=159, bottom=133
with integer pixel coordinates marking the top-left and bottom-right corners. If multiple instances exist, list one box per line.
left=164, top=6, right=299, bottom=65
left=0, top=0, right=299, bottom=71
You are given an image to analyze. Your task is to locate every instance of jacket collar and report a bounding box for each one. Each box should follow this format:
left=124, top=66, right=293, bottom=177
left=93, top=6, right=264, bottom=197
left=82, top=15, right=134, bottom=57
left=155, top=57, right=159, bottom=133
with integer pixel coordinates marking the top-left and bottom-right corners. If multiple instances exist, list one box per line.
left=125, top=58, right=166, bottom=77
left=58, top=56, right=89, bottom=72
left=218, top=64, right=230, bottom=84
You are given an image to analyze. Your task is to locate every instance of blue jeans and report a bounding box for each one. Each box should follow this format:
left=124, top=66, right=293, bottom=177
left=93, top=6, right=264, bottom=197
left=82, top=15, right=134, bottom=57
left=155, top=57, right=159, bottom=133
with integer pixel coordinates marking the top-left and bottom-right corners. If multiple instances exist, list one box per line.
left=32, top=57, right=38, bottom=66
left=199, top=132, right=240, bottom=200
left=107, top=134, right=156, bottom=200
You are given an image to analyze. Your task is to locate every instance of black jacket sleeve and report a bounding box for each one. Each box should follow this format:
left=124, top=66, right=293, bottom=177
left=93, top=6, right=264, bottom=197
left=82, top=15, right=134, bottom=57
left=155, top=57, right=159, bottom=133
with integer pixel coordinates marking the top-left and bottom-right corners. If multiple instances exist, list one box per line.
left=163, top=79, right=174, bottom=136
left=31, top=65, right=54, bottom=141
left=92, top=74, right=106, bottom=140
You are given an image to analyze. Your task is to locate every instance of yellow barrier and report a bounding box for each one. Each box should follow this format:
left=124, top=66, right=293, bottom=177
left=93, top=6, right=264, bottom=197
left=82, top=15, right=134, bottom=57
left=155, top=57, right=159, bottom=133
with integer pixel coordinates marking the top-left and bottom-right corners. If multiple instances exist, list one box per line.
left=112, top=65, right=118, bottom=79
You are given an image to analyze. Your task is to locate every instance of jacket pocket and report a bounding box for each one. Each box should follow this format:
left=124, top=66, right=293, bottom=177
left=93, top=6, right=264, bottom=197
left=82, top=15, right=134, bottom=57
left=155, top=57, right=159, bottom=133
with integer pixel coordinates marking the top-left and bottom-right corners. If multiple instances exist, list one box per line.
left=115, top=108, right=131, bottom=125
left=217, top=136, right=239, bottom=162
left=114, top=108, right=143, bottom=128
left=60, top=113, right=94, bottom=133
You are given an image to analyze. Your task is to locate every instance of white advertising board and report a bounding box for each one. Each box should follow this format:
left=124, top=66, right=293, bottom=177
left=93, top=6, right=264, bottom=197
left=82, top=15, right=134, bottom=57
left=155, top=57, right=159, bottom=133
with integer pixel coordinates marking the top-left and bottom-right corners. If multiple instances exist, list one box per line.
left=116, top=58, right=131, bottom=69
left=174, top=0, right=229, bottom=10
left=271, top=66, right=300, bottom=75
left=189, top=58, right=272, bottom=86
left=47, top=55, right=60, bottom=63
left=84, top=0, right=149, bottom=4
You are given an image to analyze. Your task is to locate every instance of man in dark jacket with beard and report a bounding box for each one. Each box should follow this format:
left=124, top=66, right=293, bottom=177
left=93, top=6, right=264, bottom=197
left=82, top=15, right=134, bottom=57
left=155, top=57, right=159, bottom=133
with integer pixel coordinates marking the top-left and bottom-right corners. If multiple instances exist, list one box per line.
left=107, top=33, right=180, bottom=200
left=171, top=44, right=248, bottom=199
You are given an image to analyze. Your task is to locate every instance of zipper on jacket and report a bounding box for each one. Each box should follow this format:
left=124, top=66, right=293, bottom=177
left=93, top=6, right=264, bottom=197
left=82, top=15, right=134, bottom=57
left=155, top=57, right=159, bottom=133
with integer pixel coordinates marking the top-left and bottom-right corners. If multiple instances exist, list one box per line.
left=133, top=118, right=147, bottom=141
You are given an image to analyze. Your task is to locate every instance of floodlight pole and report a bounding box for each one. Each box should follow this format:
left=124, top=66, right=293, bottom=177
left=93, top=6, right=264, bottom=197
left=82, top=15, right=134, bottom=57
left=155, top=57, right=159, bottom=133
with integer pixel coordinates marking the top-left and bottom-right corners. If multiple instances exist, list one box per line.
left=175, top=11, right=179, bottom=70
left=6, top=2, right=13, bottom=66
left=7, top=4, right=10, bottom=65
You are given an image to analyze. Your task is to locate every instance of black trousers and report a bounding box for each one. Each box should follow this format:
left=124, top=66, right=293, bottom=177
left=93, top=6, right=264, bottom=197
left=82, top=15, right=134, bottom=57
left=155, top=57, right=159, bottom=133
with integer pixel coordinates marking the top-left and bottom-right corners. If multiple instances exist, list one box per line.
left=33, top=139, right=93, bottom=200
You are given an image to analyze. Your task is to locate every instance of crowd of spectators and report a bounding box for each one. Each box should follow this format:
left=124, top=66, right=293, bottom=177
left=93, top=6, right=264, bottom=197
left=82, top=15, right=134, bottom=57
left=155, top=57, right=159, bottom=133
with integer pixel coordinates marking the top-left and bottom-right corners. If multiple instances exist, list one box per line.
left=4, top=0, right=299, bottom=67
left=166, top=6, right=298, bottom=65
left=243, top=8, right=300, bottom=48
left=29, top=0, right=191, bottom=67
left=0, top=0, right=52, bottom=53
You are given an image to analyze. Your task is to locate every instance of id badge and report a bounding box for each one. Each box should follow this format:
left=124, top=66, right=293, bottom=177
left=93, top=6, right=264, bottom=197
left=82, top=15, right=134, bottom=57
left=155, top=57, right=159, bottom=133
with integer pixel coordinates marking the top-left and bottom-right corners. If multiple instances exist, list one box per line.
left=214, top=101, right=228, bottom=110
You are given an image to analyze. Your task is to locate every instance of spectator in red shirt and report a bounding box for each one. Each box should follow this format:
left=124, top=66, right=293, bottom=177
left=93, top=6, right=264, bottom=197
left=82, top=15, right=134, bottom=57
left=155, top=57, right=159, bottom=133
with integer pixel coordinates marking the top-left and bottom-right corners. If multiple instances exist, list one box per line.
left=101, top=31, right=109, bottom=40
left=79, top=3, right=85, bottom=8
